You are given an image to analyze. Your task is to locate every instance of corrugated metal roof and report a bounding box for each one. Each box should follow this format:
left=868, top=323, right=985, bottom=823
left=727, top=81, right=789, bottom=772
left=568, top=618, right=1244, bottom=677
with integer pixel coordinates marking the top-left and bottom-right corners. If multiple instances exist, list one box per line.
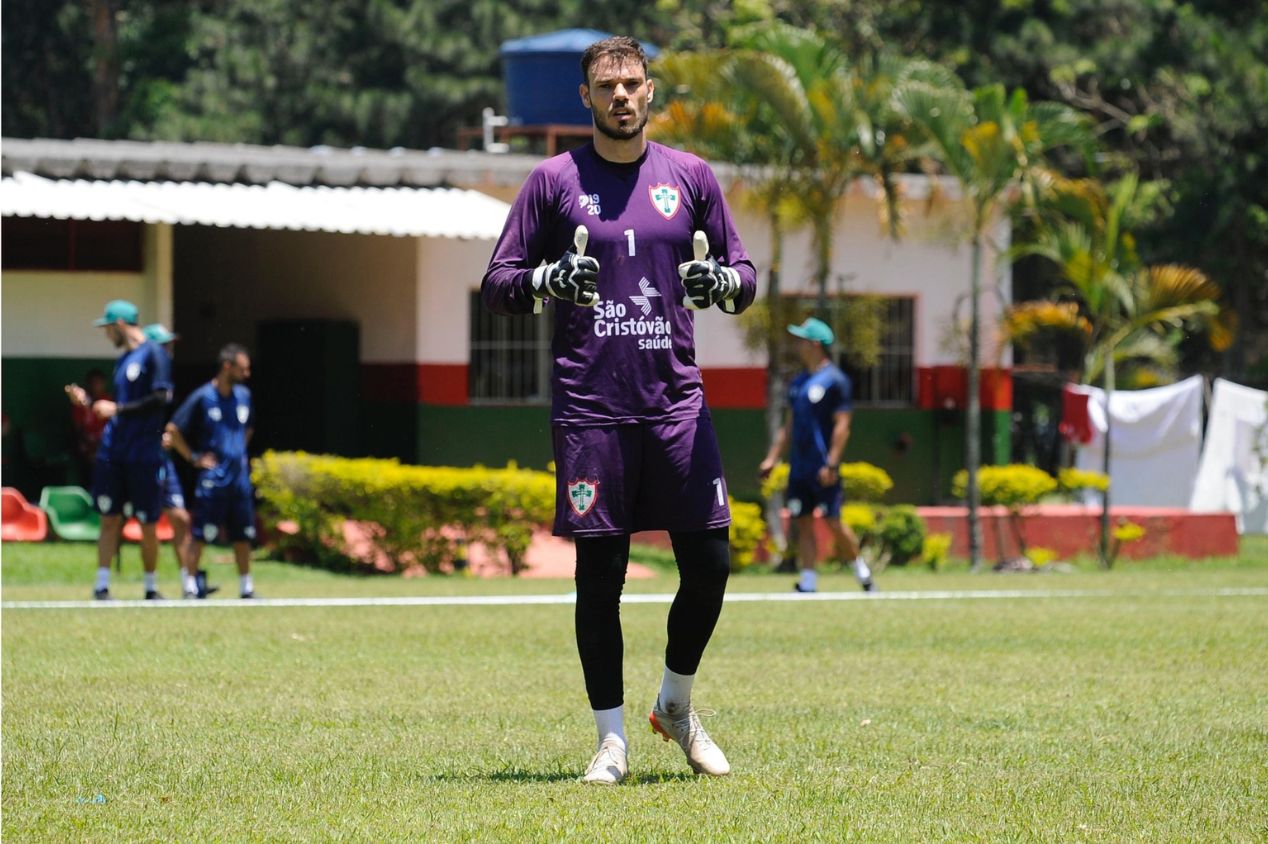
left=0, top=171, right=510, bottom=239
left=1, top=137, right=539, bottom=188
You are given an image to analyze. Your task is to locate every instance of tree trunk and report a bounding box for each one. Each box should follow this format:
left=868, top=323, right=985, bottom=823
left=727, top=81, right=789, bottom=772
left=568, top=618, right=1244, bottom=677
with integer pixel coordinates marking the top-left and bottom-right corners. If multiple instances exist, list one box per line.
left=966, top=233, right=984, bottom=571
left=89, top=0, right=120, bottom=136
left=1099, top=354, right=1115, bottom=567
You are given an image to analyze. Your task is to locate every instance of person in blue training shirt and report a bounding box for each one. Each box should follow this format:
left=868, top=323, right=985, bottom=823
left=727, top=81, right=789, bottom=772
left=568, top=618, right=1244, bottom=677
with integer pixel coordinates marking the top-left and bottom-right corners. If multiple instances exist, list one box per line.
left=86, top=299, right=174, bottom=600
left=760, top=318, right=875, bottom=594
left=167, top=343, right=258, bottom=599
left=482, top=35, right=757, bottom=784
left=143, top=323, right=219, bottom=599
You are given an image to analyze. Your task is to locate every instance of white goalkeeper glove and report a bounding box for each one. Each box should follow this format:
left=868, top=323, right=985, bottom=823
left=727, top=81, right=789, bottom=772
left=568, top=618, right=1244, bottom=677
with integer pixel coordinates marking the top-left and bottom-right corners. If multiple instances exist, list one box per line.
left=678, top=230, right=741, bottom=311
left=531, top=225, right=598, bottom=308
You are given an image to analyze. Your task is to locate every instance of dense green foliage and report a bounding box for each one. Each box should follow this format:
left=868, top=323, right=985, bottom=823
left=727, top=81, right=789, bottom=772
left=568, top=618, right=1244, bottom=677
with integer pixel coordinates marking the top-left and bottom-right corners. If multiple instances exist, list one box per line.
left=3, top=0, right=1263, bottom=372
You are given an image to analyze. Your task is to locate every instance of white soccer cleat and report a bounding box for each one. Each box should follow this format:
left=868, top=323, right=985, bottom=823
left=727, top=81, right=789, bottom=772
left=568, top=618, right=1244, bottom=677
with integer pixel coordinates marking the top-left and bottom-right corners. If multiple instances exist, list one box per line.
left=581, top=738, right=628, bottom=785
left=649, top=698, right=730, bottom=777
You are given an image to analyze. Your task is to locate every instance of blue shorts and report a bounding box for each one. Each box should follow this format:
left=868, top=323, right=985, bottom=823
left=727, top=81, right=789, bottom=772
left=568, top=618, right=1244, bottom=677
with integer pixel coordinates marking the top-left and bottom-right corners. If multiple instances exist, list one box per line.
left=91, top=459, right=164, bottom=523
left=192, top=490, right=256, bottom=544
left=551, top=414, right=731, bottom=537
left=162, top=457, right=186, bottom=511
left=786, top=474, right=844, bottom=519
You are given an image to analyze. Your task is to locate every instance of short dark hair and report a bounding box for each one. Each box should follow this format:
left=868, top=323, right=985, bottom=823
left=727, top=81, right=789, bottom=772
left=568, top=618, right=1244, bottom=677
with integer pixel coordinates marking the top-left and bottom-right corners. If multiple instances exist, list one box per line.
left=580, top=36, right=647, bottom=84
left=219, top=343, right=249, bottom=368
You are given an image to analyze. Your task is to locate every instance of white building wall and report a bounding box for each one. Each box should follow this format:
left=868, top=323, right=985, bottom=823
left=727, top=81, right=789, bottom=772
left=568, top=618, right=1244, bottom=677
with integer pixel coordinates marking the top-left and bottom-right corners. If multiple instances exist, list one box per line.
left=171, top=227, right=419, bottom=363
left=1, top=223, right=172, bottom=358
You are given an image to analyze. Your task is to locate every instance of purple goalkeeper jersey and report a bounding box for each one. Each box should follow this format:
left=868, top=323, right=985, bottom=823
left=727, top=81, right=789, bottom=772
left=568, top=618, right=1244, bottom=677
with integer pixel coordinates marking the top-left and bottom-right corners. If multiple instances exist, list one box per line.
left=482, top=141, right=758, bottom=425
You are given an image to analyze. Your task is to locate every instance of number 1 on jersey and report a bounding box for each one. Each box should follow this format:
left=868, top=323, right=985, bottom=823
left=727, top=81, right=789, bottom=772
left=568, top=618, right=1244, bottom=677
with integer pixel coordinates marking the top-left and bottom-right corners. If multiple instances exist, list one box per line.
left=624, top=229, right=636, bottom=256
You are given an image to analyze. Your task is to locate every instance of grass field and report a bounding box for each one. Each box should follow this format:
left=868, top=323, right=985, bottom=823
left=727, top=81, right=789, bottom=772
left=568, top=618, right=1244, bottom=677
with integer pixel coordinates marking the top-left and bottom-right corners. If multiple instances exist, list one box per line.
left=3, top=540, right=1267, bottom=842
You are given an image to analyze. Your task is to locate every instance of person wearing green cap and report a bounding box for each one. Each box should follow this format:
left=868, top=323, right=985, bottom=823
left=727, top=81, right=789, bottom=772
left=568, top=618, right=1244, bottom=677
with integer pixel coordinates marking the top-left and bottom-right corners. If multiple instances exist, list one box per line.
left=759, top=318, right=875, bottom=593
left=143, top=324, right=218, bottom=599
left=87, top=300, right=175, bottom=600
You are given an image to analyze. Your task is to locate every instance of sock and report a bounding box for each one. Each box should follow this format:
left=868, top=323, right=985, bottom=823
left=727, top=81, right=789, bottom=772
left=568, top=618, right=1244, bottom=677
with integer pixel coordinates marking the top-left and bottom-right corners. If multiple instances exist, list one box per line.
left=143, top=572, right=157, bottom=592
left=184, top=573, right=199, bottom=594
left=95, top=567, right=111, bottom=591
left=658, top=666, right=695, bottom=714
left=798, top=568, right=818, bottom=591
left=240, top=574, right=253, bottom=595
left=852, top=557, right=872, bottom=583
left=593, top=706, right=626, bottom=750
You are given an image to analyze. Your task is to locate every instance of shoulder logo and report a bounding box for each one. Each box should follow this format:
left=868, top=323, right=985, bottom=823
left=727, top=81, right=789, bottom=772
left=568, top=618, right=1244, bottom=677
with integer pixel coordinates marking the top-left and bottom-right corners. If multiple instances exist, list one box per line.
left=567, top=479, right=600, bottom=517
left=649, top=184, right=681, bottom=220
left=237, top=404, right=250, bottom=424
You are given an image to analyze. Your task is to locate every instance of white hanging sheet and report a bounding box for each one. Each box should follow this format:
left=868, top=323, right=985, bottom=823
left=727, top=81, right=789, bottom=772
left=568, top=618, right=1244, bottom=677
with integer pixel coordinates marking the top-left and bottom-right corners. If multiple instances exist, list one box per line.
left=1189, top=378, right=1268, bottom=533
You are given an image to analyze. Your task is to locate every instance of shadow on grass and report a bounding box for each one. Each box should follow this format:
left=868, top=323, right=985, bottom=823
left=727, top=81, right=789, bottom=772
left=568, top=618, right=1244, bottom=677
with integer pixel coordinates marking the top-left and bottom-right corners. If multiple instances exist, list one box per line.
left=430, top=770, right=699, bottom=785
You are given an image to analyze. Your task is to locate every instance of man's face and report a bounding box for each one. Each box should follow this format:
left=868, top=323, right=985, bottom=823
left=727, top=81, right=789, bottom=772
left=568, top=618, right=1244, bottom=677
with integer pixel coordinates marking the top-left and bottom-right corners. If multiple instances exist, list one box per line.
left=102, top=322, right=127, bottom=349
left=225, top=354, right=252, bottom=385
left=581, top=57, right=653, bottom=142
left=795, top=337, right=822, bottom=367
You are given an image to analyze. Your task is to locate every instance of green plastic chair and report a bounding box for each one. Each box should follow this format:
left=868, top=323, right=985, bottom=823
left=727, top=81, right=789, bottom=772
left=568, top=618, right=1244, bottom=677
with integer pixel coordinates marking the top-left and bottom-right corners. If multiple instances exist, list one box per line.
left=39, top=486, right=102, bottom=542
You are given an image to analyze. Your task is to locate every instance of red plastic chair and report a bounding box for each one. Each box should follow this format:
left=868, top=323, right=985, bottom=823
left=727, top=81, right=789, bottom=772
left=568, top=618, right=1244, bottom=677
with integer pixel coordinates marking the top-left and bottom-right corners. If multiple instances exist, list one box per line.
left=1, top=487, right=49, bottom=542
left=122, top=513, right=175, bottom=543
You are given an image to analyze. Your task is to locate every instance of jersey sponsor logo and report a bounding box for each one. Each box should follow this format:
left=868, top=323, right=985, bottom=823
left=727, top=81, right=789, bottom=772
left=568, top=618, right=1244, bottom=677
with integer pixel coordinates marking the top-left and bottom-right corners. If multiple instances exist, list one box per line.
left=208, top=406, right=222, bottom=422
left=237, top=404, right=250, bottom=424
left=578, top=193, right=602, bottom=216
left=126, top=362, right=142, bottom=382
left=566, top=479, right=600, bottom=517
left=648, top=183, right=681, bottom=220
left=629, top=277, right=662, bottom=315
left=808, top=385, right=826, bottom=404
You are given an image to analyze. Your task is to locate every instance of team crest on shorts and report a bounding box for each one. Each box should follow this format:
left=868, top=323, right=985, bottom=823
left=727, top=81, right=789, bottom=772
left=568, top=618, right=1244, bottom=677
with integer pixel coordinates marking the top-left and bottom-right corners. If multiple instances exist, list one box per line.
left=567, top=479, right=600, bottom=517
left=648, top=184, right=681, bottom=220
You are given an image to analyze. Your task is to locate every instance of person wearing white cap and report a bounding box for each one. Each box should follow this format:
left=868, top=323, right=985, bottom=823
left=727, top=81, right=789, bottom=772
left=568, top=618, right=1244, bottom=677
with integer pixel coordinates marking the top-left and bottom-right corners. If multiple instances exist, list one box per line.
left=759, top=318, right=874, bottom=593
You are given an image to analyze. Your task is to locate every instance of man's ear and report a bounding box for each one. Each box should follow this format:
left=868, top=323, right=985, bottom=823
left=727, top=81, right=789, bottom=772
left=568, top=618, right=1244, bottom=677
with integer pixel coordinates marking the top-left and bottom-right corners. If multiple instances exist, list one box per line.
left=579, top=83, right=591, bottom=110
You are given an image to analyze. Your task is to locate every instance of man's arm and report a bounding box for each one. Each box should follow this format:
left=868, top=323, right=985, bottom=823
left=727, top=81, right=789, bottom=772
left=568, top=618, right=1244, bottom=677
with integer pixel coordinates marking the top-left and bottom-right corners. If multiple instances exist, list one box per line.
left=817, top=410, right=852, bottom=487
left=481, top=167, right=558, bottom=315
left=167, top=422, right=216, bottom=470
left=758, top=416, right=792, bottom=478
left=695, top=160, right=758, bottom=315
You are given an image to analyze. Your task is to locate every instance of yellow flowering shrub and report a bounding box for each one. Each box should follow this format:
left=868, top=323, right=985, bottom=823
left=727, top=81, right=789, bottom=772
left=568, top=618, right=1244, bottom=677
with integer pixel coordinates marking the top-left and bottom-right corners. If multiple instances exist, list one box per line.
left=761, top=461, right=893, bottom=503
left=728, top=498, right=767, bottom=572
left=1058, top=468, right=1110, bottom=493
left=921, top=532, right=953, bottom=571
left=952, top=465, right=1058, bottom=510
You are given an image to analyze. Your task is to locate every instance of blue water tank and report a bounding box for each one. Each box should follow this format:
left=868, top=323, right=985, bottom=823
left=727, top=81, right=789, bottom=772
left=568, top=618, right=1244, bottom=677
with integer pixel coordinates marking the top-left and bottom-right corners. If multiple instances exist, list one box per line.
left=499, top=29, right=660, bottom=126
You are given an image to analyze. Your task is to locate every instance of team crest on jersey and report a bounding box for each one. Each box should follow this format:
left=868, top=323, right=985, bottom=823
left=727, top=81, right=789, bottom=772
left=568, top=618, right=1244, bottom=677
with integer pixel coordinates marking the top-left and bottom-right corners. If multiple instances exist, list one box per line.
left=808, top=385, right=826, bottom=404
left=648, top=184, right=681, bottom=220
left=126, top=362, right=142, bottom=382
left=237, top=404, right=249, bottom=424
left=567, top=479, right=600, bottom=517
left=208, top=406, right=222, bottom=422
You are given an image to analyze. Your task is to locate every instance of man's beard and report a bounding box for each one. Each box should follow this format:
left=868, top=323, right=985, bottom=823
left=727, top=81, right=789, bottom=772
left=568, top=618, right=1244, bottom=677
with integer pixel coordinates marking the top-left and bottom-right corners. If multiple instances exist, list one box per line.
left=593, top=110, right=647, bottom=141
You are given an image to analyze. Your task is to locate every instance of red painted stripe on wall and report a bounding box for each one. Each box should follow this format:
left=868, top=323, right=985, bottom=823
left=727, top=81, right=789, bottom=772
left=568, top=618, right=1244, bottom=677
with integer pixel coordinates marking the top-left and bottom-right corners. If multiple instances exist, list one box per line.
left=361, top=362, right=469, bottom=406
left=702, top=367, right=767, bottom=409
left=916, top=366, right=1012, bottom=412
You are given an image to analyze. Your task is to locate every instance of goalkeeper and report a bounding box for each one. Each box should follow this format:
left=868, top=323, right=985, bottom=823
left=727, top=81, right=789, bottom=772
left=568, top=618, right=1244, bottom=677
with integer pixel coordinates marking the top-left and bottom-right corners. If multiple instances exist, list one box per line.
left=482, top=35, right=756, bottom=785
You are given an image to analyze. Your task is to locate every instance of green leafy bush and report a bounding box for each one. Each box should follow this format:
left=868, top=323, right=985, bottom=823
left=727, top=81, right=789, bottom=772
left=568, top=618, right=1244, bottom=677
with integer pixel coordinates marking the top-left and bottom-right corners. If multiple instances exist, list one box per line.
left=254, top=451, right=766, bottom=575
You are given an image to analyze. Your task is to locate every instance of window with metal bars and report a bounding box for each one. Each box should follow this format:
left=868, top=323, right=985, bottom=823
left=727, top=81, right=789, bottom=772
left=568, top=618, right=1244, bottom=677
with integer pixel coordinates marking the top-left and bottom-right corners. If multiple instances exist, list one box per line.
left=788, top=295, right=916, bottom=406
left=468, top=292, right=553, bottom=404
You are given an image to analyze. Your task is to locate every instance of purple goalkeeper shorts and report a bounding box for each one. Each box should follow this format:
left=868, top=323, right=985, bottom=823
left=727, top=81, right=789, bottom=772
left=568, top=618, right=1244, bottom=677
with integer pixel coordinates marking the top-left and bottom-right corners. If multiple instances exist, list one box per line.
left=552, top=414, right=732, bottom=537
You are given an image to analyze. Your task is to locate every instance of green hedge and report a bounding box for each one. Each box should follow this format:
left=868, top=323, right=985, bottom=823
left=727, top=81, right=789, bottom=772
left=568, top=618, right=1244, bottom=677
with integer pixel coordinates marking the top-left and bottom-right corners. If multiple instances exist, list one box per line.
left=254, top=451, right=766, bottom=575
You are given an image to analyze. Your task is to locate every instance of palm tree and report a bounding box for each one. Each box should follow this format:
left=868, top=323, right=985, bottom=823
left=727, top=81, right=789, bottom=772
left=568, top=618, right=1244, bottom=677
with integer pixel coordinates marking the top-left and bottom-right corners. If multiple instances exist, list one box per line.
left=894, top=83, right=1091, bottom=569
left=1007, top=173, right=1228, bottom=563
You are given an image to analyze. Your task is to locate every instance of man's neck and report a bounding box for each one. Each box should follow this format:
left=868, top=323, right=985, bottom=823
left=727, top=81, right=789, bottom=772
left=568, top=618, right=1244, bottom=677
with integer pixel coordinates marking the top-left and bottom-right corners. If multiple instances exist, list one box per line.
left=213, top=375, right=233, bottom=396
left=592, top=132, right=647, bottom=164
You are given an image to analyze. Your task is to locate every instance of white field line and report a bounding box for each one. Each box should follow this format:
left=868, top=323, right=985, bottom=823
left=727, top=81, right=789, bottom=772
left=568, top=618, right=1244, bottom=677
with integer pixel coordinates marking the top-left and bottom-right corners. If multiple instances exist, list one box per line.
left=3, top=586, right=1266, bottom=611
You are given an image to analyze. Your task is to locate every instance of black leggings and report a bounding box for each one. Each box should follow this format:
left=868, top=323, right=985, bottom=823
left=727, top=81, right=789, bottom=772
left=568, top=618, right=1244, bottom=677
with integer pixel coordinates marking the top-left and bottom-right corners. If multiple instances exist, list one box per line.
left=574, top=527, right=731, bottom=710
